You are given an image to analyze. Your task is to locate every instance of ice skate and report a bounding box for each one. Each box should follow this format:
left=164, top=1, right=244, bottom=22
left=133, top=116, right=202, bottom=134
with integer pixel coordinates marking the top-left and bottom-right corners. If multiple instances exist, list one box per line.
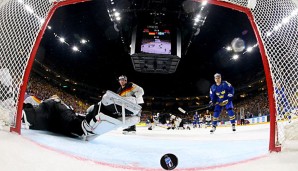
left=232, top=123, right=236, bottom=132
left=148, top=126, right=152, bottom=130
left=123, top=125, right=136, bottom=135
left=210, top=125, right=216, bottom=134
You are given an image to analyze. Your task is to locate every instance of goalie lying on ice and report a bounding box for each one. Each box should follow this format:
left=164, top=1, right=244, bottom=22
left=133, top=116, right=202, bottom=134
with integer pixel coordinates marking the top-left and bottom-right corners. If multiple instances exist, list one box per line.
left=22, top=90, right=142, bottom=141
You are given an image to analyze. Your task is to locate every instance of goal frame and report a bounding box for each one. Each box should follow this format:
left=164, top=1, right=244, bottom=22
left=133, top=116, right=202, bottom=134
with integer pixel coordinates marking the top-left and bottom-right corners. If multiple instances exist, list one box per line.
left=9, top=0, right=280, bottom=152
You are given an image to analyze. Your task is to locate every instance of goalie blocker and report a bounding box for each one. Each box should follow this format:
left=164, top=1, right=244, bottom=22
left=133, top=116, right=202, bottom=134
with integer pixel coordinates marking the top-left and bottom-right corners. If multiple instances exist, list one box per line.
left=23, top=90, right=142, bottom=141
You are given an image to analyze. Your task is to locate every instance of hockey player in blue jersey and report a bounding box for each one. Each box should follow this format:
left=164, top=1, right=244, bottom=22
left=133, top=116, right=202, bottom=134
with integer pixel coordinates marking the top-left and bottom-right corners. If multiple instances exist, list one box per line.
left=192, top=111, right=199, bottom=128
left=209, top=73, right=236, bottom=133
left=274, top=81, right=292, bottom=122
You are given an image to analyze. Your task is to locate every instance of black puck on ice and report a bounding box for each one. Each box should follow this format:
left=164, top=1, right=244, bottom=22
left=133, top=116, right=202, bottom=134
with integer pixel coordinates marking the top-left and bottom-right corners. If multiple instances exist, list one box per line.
left=160, top=153, right=178, bottom=170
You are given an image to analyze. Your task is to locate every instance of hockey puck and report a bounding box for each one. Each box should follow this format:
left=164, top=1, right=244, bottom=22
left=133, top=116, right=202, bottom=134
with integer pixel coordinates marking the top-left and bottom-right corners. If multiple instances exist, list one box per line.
left=160, top=153, right=178, bottom=170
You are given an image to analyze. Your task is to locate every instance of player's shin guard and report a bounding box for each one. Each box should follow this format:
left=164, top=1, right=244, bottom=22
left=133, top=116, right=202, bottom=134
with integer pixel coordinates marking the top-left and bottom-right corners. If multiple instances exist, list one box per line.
left=210, top=117, right=218, bottom=133
left=227, top=109, right=236, bottom=124
left=212, top=111, right=220, bottom=127
left=212, top=117, right=219, bottom=126
left=227, top=109, right=236, bottom=131
left=210, top=111, right=220, bottom=133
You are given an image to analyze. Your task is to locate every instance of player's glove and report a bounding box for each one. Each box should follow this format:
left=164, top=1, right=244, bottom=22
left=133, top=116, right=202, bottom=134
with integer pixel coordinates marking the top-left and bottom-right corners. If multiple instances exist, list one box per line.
left=228, top=93, right=233, bottom=102
left=219, top=100, right=229, bottom=106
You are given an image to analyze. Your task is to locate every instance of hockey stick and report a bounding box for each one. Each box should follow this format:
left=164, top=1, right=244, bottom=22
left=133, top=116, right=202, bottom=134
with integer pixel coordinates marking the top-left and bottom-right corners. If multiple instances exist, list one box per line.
left=178, top=103, right=213, bottom=114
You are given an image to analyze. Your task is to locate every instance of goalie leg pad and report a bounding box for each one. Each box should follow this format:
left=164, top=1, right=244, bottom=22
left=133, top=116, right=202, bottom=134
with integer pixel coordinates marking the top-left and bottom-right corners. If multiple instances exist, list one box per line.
left=90, top=112, right=123, bottom=135
left=122, top=116, right=140, bottom=128
left=101, top=90, right=142, bottom=116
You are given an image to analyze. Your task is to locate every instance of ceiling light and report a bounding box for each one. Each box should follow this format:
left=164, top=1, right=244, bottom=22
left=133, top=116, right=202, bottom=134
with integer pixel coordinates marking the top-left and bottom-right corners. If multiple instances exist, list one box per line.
left=81, top=39, right=87, bottom=44
left=72, top=46, right=79, bottom=51
left=226, top=46, right=232, bottom=51
left=232, top=54, right=239, bottom=60
left=114, top=12, right=120, bottom=17
left=247, top=46, right=253, bottom=52
left=59, top=37, right=65, bottom=43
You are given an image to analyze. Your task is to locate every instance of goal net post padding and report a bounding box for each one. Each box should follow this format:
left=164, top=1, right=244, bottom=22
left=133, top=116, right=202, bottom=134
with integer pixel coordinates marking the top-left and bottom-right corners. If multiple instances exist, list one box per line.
left=0, top=0, right=297, bottom=153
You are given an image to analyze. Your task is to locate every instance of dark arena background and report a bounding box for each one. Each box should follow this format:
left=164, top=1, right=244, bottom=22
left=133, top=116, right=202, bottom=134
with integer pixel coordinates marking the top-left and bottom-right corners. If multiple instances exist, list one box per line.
left=0, top=0, right=298, bottom=171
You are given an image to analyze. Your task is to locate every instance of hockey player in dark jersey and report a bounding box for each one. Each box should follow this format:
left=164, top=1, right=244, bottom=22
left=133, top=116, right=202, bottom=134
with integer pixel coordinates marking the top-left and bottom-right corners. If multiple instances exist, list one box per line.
left=22, top=90, right=142, bottom=141
left=23, top=95, right=86, bottom=137
left=116, top=75, right=144, bottom=134
left=204, top=110, right=212, bottom=128
left=147, top=113, right=158, bottom=130
left=209, top=73, right=236, bottom=133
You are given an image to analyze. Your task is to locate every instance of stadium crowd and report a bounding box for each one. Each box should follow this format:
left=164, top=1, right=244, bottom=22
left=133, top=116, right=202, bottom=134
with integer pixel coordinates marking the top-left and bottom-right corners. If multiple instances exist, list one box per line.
left=234, top=92, right=269, bottom=118
left=26, top=74, right=89, bottom=114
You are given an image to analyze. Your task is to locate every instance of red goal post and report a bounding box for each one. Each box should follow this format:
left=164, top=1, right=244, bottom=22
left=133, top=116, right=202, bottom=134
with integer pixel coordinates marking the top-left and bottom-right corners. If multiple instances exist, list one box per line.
left=0, top=0, right=297, bottom=153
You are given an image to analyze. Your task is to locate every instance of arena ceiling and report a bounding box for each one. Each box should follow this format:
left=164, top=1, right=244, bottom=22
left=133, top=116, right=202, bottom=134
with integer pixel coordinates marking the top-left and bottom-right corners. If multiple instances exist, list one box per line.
left=34, top=0, right=264, bottom=97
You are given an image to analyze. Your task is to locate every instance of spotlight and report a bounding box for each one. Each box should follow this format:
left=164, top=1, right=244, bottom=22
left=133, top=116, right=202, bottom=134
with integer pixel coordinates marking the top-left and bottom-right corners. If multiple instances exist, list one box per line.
left=202, top=0, right=208, bottom=6
left=226, top=46, right=232, bottom=51
left=232, top=54, right=239, bottom=60
left=72, top=46, right=79, bottom=51
left=59, top=37, right=65, bottom=43
left=247, top=46, right=253, bottom=52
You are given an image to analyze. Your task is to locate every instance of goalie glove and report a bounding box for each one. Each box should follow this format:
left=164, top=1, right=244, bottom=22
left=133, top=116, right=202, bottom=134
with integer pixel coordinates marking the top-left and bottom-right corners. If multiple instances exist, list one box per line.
left=219, top=100, right=229, bottom=106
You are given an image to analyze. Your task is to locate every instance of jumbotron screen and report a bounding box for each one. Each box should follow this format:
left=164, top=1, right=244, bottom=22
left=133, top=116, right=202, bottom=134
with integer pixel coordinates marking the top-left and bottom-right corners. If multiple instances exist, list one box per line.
left=140, top=26, right=171, bottom=55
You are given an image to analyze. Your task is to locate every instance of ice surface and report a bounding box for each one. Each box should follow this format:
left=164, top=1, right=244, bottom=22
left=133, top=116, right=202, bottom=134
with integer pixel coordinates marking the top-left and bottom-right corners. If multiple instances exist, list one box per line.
left=1, top=123, right=298, bottom=171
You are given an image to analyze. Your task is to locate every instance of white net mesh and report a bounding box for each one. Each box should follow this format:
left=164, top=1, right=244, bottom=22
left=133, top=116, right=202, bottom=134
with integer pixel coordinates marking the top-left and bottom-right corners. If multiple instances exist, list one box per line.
left=252, top=0, right=298, bottom=145
left=0, top=0, right=53, bottom=128
left=0, top=0, right=297, bottom=150
left=220, top=0, right=248, bottom=7
left=222, top=0, right=298, bottom=149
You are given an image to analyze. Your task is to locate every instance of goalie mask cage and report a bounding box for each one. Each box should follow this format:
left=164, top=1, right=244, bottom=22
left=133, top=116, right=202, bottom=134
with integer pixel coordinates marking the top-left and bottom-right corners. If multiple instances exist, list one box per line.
left=0, top=0, right=297, bottom=152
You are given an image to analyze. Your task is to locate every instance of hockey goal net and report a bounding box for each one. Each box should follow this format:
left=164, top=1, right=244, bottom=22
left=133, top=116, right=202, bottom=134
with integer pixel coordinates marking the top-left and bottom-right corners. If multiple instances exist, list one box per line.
left=0, top=0, right=297, bottom=152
